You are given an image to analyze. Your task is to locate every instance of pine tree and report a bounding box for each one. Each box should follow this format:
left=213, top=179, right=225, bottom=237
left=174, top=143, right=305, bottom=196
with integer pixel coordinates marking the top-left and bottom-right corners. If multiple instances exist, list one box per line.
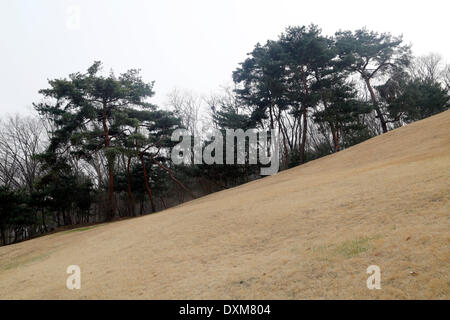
left=335, top=28, right=411, bottom=133
left=34, top=61, right=155, bottom=219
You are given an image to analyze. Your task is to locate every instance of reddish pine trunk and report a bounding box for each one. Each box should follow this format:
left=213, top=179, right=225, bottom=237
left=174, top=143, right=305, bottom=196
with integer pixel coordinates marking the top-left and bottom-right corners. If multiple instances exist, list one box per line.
left=152, top=157, right=196, bottom=199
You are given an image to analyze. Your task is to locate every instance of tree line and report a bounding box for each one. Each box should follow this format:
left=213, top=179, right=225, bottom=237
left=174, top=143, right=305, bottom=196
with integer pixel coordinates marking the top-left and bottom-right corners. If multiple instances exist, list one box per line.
left=1, top=25, right=448, bottom=246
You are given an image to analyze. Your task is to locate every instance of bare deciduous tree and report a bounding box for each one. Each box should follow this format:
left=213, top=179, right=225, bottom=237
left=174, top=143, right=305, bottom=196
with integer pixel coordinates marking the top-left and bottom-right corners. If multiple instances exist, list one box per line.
left=166, top=88, right=208, bottom=137
left=0, top=115, right=47, bottom=191
left=409, top=53, right=447, bottom=84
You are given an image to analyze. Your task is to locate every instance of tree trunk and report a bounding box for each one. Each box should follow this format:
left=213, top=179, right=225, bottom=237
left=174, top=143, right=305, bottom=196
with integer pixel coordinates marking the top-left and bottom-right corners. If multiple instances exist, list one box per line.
left=245, top=160, right=249, bottom=182
left=126, top=157, right=136, bottom=216
left=0, top=229, right=6, bottom=246
left=160, top=197, right=167, bottom=209
left=62, top=211, right=66, bottom=226
left=268, top=105, right=275, bottom=130
left=300, top=67, right=309, bottom=164
left=152, top=157, right=196, bottom=199
left=364, top=77, right=388, bottom=133
left=277, top=116, right=289, bottom=169
left=300, top=106, right=308, bottom=163
left=102, top=109, right=115, bottom=220
left=42, top=208, right=48, bottom=233
left=139, top=198, right=144, bottom=215
left=140, top=155, right=156, bottom=213
left=281, top=129, right=289, bottom=169
left=54, top=212, right=60, bottom=227
left=107, top=166, right=114, bottom=218
left=330, top=122, right=339, bottom=152
left=13, top=228, right=19, bottom=243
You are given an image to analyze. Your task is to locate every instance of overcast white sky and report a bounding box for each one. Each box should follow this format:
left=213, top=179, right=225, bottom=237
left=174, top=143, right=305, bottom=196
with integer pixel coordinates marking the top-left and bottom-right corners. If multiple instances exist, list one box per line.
left=1, top=0, right=449, bottom=115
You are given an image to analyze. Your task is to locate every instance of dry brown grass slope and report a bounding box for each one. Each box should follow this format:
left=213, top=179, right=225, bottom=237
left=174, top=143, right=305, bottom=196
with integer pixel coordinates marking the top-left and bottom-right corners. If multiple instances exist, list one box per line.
left=0, top=110, right=449, bottom=299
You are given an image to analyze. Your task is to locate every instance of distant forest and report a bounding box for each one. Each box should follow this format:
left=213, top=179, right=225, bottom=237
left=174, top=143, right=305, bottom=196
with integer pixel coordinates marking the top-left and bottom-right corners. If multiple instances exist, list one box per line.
left=1, top=25, right=449, bottom=246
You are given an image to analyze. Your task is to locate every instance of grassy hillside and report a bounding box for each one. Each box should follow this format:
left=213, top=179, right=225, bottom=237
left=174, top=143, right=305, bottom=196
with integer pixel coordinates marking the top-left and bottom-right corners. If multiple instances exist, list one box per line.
left=0, top=111, right=449, bottom=299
